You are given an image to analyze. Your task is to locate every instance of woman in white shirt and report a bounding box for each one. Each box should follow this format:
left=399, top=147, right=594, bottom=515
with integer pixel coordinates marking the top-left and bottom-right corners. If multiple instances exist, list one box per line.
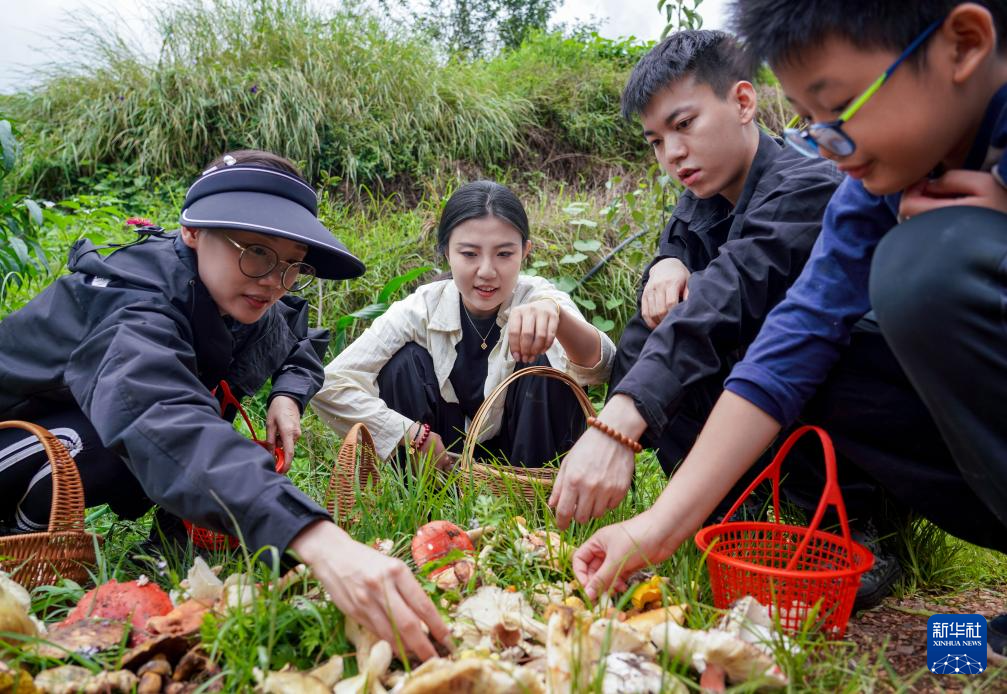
left=313, top=181, right=616, bottom=468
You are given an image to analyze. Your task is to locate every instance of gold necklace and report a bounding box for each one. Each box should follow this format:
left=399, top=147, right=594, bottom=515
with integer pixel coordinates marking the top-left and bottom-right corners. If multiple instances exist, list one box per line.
left=462, top=304, right=496, bottom=350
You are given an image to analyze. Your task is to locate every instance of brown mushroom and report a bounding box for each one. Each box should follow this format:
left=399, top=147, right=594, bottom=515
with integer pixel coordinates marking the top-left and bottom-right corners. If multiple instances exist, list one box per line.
left=137, top=654, right=172, bottom=694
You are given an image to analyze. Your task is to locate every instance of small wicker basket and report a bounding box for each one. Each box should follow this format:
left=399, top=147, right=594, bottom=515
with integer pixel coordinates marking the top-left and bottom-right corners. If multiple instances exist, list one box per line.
left=327, top=367, right=596, bottom=519
left=459, top=365, right=595, bottom=501
left=0, top=420, right=100, bottom=590
left=326, top=423, right=379, bottom=527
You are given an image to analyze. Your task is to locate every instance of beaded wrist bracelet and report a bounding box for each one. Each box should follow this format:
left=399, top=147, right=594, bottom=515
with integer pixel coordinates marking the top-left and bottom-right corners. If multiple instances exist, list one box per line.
left=587, top=416, right=643, bottom=454
left=409, top=422, right=431, bottom=450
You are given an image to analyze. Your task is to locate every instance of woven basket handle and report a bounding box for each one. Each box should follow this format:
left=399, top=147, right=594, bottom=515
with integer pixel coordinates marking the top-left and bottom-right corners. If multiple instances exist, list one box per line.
left=459, top=365, right=595, bottom=469
left=0, top=420, right=85, bottom=534
left=719, top=425, right=855, bottom=571
left=326, top=422, right=379, bottom=526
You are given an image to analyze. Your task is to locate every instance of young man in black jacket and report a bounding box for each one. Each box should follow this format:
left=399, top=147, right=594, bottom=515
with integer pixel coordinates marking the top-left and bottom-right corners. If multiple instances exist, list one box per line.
left=550, top=30, right=863, bottom=541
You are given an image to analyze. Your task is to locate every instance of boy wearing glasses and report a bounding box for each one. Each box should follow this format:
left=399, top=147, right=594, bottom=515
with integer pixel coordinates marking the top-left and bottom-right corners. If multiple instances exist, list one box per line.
left=550, top=30, right=873, bottom=556
left=571, top=1, right=1007, bottom=655
left=0, top=150, right=452, bottom=661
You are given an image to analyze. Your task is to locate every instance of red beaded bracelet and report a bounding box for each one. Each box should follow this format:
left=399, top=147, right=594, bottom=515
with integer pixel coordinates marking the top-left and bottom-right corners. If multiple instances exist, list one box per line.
left=410, top=422, right=431, bottom=450
left=587, top=416, right=643, bottom=454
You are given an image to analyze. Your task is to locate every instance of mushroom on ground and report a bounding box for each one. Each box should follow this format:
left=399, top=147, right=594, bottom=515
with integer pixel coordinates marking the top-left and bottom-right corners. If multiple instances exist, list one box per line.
left=34, top=665, right=138, bottom=694
left=545, top=606, right=599, bottom=694
left=452, top=586, right=543, bottom=654
left=0, top=575, right=38, bottom=642
left=649, top=596, right=789, bottom=691
left=58, top=579, right=173, bottom=646
left=334, top=639, right=392, bottom=694
left=411, top=521, right=475, bottom=586
left=392, top=656, right=544, bottom=694
left=600, top=652, right=683, bottom=694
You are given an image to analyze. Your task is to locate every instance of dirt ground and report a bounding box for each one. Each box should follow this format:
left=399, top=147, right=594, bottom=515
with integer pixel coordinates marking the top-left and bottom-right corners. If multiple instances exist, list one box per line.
left=846, top=586, right=1007, bottom=692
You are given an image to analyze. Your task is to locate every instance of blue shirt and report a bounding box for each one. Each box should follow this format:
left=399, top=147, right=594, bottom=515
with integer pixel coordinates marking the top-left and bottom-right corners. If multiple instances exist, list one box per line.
left=725, top=83, right=1007, bottom=425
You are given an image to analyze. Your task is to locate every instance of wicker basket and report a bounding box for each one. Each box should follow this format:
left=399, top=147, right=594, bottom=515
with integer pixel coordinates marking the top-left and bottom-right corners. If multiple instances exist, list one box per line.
left=0, top=420, right=100, bottom=590
left=326, top=423, right=379, bottom=527
left=325, top=367, right=595, bottom=518
left=460, top=365, right=595, bottom=501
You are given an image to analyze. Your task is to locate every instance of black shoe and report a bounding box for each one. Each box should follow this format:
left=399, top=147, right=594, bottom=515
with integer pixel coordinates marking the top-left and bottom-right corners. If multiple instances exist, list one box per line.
left=852, top=521, right=902, bottom=611
left=990, top=614, right=1007, bottom=657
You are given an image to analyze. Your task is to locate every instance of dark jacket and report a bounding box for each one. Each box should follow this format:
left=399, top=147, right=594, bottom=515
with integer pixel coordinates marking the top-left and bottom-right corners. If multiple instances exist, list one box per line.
left=0, top=233, right=331, bottom=553
left=612, top=131, right=843, bottom=433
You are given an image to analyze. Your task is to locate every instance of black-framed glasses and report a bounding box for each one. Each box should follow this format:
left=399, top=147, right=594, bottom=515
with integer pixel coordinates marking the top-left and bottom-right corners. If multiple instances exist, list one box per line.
left=784, top=18, right=944, bottom=159
left=221, top=233, right=316, bottom=292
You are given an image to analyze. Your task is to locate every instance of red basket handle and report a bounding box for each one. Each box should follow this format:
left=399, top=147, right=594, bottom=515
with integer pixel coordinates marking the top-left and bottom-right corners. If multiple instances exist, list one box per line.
left=214, top=380, right=285, bottom=473
left=717, top=425, right=855, bottom=572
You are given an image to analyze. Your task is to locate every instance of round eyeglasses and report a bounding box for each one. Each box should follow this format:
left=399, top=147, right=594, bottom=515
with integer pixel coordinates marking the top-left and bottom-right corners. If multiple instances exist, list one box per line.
left=221, top=233, right=316, bottom=292
left=783, top=18, right=943, bottom=160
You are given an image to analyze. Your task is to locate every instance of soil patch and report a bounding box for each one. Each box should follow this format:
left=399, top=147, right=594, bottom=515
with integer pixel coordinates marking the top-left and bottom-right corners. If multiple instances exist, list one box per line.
left=846, top=586, right=1007, bottom=692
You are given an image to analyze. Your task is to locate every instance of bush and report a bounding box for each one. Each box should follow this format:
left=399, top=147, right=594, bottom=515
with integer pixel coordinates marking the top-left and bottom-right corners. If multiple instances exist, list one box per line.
left=11, top=0, right=650, bottom=198
left=0, top=116, right=49, bottom=302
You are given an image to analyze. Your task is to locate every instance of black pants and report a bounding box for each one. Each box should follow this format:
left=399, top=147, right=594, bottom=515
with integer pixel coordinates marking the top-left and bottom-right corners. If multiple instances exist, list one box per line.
left=0, top=407, right=151, bottom=532
left=376, top=343, right=586, bottom=467
left=833, top=205, right=1007, bottom=552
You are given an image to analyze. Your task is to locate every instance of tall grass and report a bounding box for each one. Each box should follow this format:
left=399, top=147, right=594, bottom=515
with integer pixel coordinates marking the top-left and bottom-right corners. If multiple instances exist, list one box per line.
left=11, top=0, right=649, bottom=198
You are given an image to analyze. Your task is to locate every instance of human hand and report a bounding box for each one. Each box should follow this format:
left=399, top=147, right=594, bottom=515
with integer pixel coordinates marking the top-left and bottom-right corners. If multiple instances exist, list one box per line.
left=548, top=428, right=635, bottom=530
left=548, top=395, right=645, bottom=530
left=508, top=299, right=561, bottom=363
left=290, top=520, right=451, bottom=661
left=406, top=423, right=453, bottom=472
left=572, top=511, right=671, bottom=601
left=642, top=257, right=690, bottom=329
left=899, top=170, right=1007, bottom=218
left=266, top=395, right=301, bottom=473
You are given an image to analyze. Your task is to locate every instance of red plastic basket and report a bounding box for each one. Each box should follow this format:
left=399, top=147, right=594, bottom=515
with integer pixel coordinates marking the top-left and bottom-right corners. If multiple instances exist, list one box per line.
left=183, top=381, right=285, bottom=551
left=694, top=425, right=874, bottom=639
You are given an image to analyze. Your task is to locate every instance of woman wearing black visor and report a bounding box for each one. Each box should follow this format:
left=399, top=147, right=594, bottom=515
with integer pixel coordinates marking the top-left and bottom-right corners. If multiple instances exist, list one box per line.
left=0, top=150, right=450, bottom=659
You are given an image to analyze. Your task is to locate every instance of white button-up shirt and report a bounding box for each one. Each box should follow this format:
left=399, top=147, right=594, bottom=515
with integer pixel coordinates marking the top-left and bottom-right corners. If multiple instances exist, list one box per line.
left=312, top=275, right=616, bottom=459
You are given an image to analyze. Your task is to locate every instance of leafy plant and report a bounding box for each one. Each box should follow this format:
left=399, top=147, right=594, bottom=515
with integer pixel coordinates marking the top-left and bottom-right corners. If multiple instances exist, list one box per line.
left=0, top=117, right=49, bottom=301
left=330, top=265, right=434, bottom=355
left=658, top=0, right=705, bottom=38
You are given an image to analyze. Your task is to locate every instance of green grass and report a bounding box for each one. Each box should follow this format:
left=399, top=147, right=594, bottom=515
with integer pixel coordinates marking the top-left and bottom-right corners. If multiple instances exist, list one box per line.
left=6, top=416, right=1004, bottom=691
left=6, top=0, right=652, bottom=200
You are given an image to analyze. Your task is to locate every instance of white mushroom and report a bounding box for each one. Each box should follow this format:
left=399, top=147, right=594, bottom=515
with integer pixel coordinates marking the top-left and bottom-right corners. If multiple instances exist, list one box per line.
left=337, top=621, right=393, bottom=694
left=600, top=652, right=682, bottom=694
left=335, top=639, right=392, bottom=694
left=452, top=586, right=542, bottom=652
left=545, top=606, right=599, bottom=694
left=186, top=556, right=224, bottom=603
left=391, top=656, right=544, bottom=694
left=649, top=621, right=787, bottom=688
left=589, top=618, right=656, bottom=658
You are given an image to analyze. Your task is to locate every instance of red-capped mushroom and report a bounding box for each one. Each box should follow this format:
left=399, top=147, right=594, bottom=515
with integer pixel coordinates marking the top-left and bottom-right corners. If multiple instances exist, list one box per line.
left=411, top=521, right=475, bottom=574
left=59, top=579, right=173, bottom=645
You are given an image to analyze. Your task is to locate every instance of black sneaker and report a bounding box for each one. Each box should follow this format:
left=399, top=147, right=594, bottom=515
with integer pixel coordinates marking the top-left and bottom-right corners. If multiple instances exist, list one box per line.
left=852, top=521, right=902, bottom=611
left=990, top=614, right=1007, bottom=659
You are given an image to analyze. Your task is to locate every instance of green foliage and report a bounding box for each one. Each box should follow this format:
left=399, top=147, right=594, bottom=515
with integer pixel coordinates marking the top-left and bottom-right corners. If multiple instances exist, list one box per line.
left=330, top=265, right=435, bottom=355
left=658, top=0, right=705, bottom=38
left=10, top=0, right=649, bottom=200
left=0, top=117, right=49, bottom=301
left=381, top=0, right=559, bottom=57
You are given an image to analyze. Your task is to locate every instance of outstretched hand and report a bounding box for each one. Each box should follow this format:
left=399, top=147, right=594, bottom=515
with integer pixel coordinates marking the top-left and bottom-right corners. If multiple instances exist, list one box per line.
left=290, top=520, right=452, bottom=661
left=572, top=512, right=668, bottom=601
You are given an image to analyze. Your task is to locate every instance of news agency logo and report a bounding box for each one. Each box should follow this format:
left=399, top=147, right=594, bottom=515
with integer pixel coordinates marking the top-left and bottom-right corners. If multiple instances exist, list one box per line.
left=928, top=614, right=987, bottom=674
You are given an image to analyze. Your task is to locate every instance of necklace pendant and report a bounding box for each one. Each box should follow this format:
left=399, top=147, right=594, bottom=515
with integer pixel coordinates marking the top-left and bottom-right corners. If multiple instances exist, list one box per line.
left=480, top=341, right=488, bottom=350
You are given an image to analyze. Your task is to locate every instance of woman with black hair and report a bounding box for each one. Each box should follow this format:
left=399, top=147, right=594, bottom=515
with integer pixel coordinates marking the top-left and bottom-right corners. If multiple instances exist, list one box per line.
left=314, top=181, right=615, bottom=468
left=0, top=149, right=450, bottom=661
